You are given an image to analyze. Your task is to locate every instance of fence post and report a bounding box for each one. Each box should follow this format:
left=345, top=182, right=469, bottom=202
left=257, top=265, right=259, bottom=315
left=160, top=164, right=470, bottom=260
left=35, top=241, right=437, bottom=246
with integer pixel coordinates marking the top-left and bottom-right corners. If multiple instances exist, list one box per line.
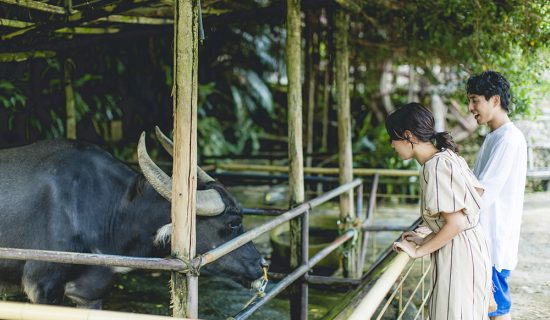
left=286, top=0, right=306, bottom=318
left=334, top=5, right=357, bottom=278
left=171, top=0, right=199, bottom=317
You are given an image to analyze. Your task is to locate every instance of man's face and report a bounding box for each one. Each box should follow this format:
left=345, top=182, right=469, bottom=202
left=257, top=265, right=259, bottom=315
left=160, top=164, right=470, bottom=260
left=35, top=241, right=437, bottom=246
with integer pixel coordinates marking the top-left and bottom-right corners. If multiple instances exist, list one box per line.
left=467, top=94, right=499, bottom=125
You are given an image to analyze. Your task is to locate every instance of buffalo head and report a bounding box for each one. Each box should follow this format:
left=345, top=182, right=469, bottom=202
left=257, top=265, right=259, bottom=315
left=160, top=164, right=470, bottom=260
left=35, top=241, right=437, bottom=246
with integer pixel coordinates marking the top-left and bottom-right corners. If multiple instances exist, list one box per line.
left=137, top=130, right=264, bottom=281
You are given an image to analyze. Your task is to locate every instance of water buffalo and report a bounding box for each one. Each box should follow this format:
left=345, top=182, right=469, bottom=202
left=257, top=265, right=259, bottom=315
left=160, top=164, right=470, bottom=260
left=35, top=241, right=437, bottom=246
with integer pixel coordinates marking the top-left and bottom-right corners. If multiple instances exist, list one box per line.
left=0, top=130, right=264, bottom=308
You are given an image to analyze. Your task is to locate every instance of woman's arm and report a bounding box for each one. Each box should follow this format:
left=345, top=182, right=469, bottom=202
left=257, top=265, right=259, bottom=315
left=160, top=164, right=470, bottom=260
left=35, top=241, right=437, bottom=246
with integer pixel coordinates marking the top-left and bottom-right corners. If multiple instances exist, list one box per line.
left=393, top=211, right=466, bottom=258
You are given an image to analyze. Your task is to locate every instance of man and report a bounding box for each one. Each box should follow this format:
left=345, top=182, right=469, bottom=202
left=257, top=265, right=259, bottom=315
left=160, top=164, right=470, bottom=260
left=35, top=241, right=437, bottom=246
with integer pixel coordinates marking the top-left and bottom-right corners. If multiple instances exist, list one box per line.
left=467, top=71, right=527, bottom=320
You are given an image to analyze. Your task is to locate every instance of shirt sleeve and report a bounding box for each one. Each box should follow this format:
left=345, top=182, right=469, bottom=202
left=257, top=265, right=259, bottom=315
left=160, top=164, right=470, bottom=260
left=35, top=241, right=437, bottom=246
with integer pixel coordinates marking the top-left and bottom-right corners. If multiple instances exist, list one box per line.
left=424, top=157, right=470, bottom=216
left=476, top=141, right=519, bottom=209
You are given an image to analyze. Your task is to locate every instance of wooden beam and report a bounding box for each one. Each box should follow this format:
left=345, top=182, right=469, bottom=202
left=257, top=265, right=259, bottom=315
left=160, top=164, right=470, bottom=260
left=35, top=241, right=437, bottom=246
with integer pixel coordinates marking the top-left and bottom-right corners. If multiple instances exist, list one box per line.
left=1, top=0, right=153, bottom=41
left=0, top=18, right=119, bottom=35
left=0, top=18, right=32, bottom=28
left=55, top=27, right=120, bottom=34
left=0, top=0, right=67, bottom=14
left=217, top=163, right=420, bottom=177
left=94, top=14, right=174, bottom=25
left=171, top=0, right=199, bottom=318
left=0, top=51, right=55, bottom=62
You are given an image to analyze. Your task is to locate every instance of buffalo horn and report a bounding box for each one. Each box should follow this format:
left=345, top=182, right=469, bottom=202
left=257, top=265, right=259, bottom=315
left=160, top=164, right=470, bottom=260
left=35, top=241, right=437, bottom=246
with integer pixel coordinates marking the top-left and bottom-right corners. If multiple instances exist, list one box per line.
left=155, top=126, right=215, bottom=183
left=155, top=126, right=173, bottom=157
left=137, top=132, right=225, bottom=216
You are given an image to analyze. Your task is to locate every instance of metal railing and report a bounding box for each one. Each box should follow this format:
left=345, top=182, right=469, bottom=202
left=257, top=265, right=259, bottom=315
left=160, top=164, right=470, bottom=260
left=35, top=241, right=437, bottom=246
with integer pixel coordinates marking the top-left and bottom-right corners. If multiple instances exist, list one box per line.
left=0, top=178, right=364, bottom=319
left=0, top=164, right=433, bottom=319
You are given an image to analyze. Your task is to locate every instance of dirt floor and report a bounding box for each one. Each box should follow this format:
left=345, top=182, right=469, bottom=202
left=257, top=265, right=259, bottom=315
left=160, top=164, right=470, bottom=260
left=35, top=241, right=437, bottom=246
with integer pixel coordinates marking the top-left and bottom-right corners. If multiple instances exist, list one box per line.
left=509, top=192, right=550, bottom=319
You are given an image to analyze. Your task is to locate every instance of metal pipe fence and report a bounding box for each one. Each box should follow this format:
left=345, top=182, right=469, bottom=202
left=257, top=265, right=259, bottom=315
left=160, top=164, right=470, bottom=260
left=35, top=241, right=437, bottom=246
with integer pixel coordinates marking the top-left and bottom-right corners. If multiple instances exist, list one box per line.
left=0, top=178, right=364, bottom=319
left=0, top=166, right=433, bottom=319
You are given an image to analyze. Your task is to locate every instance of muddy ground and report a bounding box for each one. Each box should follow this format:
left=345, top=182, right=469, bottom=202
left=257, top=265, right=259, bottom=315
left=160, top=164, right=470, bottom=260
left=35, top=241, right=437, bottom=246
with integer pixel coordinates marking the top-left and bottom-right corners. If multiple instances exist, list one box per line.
left=509, top=192, right=550, bottom=319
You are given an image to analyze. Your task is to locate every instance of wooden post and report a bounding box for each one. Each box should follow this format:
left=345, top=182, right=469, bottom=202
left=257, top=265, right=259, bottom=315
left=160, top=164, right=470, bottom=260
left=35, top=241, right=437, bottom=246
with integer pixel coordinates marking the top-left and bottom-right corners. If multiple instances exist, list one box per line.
left=320, top=9, right=332, bottom=153
left=172, top=0, right=199, bottom=317
left=286, top=0, right=306, bottom=319
left=304, top=9, right=317, bottom=169
left=334, top=8, right=357, bottom=278
left=63, top=58, right=76, bottom=139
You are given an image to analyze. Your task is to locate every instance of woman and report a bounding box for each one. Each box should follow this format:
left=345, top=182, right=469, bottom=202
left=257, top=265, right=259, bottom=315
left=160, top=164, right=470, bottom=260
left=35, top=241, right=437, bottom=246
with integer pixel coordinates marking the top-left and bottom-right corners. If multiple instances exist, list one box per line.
left=387, top=103, right=492, bottom=319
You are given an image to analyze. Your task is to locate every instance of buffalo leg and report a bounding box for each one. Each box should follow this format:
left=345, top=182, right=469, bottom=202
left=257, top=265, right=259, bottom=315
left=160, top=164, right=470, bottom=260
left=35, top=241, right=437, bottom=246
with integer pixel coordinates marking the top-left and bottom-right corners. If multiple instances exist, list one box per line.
left=22, top=262, right=67, bottom=305
left=64, top=266, right=114, bottom=309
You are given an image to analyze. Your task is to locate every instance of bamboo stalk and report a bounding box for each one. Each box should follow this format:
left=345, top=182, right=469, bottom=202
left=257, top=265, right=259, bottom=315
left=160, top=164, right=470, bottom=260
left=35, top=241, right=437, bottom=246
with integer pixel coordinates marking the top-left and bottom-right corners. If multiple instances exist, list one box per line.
left=0, top=301, right=190, bottom=320
left=1, top=0, right=150, bottom=41
left=0, top=0, right=67, bottom=14
left=95, top=15, right=174, bottom=25
left=0, top=247, right=186, bottom=271
left=0, top=51, right=56, bottom=62
left=0, top=18, right=31, bottom=28
left=55, top=27, right=120, bottom=34
left=216, top=163, right=419, bottom=177
left=348, top=251, right=411, bottom=320
left=0, top=19, right=120, bottom=34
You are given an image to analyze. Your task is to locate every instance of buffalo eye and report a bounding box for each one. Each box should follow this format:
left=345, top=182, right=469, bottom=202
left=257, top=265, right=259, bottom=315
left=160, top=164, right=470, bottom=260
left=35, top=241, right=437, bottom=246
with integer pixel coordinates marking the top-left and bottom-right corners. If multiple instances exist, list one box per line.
left=228, top=218, right=242, bottom=230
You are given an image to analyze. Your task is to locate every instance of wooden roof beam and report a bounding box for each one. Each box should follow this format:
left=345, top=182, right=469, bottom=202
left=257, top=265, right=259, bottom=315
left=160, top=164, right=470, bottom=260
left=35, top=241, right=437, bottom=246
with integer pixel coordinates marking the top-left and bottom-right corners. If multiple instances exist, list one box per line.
left=1, top=0, right=154, bottom=41
left=0, top=0, right=67, bottom=14
left=0, top=50, right=55, bottom=62
left=0, top=18, right=119, bottom=37
left=94, top=14, right=173, bottom=25
left=0, top=18, right=32, bottom=28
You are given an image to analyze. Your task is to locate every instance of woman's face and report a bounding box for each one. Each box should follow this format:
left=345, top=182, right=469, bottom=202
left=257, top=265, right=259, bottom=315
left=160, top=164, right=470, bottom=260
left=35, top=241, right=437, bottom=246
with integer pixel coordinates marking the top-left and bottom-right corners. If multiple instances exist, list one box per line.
left=391, top=138, right=414, bottom=160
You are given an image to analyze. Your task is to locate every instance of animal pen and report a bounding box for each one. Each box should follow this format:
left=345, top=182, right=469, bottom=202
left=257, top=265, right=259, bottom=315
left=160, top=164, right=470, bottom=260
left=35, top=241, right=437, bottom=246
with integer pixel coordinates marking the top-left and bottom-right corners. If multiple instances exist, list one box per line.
left=0, top=1, right=432, bottom=319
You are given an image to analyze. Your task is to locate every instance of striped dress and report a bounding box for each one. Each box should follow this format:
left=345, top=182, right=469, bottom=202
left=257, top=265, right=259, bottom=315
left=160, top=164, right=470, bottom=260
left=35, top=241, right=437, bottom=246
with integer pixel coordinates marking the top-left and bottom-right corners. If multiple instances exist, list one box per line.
left=420, top=150, right=492, bottom=320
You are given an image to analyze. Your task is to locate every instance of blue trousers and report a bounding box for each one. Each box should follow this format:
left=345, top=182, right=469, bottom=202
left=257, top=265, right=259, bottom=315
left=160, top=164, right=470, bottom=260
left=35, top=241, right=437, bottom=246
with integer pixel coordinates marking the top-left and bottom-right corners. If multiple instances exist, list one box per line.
left=489, top=267, right=512, bottom=317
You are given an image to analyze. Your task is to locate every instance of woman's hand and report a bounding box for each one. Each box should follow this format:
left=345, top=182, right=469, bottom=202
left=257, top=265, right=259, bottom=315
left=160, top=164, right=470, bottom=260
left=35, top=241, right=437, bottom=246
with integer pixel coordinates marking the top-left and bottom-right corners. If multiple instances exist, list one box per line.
left=392, top=240, right=419, bottom=259
left=401, top=231, right=424, bottom=246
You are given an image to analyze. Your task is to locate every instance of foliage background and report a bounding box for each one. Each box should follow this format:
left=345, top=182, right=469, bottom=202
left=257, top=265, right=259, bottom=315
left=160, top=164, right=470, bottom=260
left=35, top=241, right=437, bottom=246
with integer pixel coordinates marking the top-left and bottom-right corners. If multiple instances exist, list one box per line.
left=0, top=0, right=548, bottom=171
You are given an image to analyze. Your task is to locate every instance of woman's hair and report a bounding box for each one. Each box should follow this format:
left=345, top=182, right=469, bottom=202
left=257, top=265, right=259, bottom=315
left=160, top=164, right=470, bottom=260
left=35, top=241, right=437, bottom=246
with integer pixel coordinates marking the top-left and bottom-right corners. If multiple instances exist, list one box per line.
left=385, top=102, right=459, bottom=153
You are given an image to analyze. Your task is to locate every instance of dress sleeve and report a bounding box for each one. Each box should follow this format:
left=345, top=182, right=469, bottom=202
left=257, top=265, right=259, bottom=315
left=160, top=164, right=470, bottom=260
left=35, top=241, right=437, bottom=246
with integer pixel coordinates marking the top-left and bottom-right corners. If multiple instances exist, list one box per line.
left=423, top=157, right=471, bottom=216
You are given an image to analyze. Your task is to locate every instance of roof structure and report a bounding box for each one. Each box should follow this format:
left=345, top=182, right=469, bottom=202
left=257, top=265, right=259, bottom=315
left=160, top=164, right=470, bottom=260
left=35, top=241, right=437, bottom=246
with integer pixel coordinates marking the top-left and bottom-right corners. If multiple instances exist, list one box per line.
left=0, top=0, right=322, bottom=61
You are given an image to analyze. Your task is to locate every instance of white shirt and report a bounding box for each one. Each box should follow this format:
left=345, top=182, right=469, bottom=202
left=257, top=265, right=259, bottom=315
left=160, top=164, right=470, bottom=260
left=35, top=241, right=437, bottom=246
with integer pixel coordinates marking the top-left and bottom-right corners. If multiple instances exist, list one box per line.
left=474, top=122, right=527, bottom=272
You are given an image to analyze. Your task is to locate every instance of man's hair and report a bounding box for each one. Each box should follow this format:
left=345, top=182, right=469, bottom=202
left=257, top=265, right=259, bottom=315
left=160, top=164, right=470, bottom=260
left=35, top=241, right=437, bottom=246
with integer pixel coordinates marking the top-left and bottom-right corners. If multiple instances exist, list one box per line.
left=466, top=71, right=511, bottom=112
